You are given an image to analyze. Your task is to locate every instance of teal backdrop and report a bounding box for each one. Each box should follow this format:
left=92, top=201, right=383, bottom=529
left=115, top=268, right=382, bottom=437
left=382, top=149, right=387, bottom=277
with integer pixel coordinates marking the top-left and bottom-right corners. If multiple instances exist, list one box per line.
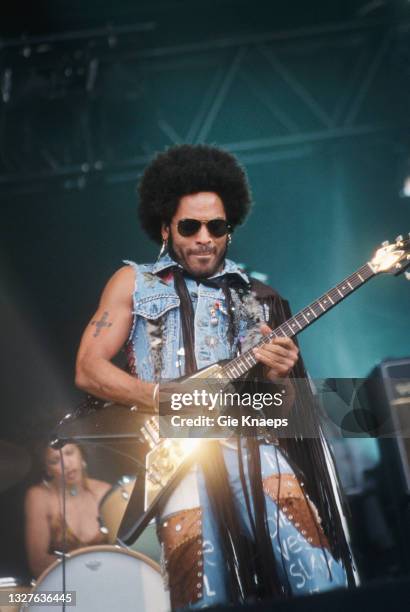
left=1, top=3, right=409, bottom=426
left=1, top=0, right=410, bottom=580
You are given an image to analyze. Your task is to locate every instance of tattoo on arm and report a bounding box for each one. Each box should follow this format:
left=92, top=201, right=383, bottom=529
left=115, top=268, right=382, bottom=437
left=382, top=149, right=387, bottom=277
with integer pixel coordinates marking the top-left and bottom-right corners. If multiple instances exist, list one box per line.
left=91, top=311, right=113, bottom=337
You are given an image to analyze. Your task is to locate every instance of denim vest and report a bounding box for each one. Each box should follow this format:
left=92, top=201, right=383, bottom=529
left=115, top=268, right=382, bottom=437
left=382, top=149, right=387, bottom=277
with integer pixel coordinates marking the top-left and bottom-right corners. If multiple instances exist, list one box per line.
left=124, top=253, right=268, bottom=382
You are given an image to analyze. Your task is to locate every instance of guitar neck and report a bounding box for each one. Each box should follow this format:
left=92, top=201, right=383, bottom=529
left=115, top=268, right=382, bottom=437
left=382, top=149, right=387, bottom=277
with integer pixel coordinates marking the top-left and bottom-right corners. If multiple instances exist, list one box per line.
left=221, top=262, right=375, bottom=380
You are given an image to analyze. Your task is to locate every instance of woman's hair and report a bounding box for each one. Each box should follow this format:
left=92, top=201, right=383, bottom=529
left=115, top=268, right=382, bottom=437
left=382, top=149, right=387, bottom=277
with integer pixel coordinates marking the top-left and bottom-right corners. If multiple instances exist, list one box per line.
left=138, top=144, right=252, bottom=243
left=33, top=441, right=87, bottom=481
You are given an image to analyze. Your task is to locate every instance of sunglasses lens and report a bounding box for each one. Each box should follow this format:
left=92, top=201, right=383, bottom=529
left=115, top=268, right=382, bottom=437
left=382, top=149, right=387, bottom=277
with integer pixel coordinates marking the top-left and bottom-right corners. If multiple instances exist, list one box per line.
left=178, top=219, right=201, bottom=236
left=177, top=219, right=231, bottom=237
left=207, top=219, right=230, bottom=237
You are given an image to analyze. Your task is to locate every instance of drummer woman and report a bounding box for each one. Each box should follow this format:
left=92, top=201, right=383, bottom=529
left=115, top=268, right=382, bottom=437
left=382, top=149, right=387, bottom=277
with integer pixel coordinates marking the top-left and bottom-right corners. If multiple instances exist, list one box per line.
left=24, top=443, right=111, bottom=578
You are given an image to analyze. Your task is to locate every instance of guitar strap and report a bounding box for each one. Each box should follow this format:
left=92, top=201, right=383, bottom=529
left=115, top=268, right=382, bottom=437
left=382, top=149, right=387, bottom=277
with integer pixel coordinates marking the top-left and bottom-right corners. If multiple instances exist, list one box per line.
left=172, top=267, right=198, bottom=375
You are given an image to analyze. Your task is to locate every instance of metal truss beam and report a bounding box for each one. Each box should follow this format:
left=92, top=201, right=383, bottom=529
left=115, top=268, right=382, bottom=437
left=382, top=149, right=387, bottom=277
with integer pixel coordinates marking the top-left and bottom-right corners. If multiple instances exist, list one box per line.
left=0, top=17, right=408, bottom=194
left=344, top=29, right=392, bottom=126
left=196, top=46, right=247, bottom=142
left=0, top=17, right=401, bottom=55
left=0, top=22, right=156, bottom=50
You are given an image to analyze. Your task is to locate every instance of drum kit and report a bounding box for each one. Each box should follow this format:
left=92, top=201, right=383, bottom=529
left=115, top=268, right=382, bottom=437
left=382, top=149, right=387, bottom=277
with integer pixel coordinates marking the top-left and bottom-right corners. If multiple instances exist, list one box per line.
left=0, top=413, right=171, bottom=611
left=16, top=474, right=168, bottom=611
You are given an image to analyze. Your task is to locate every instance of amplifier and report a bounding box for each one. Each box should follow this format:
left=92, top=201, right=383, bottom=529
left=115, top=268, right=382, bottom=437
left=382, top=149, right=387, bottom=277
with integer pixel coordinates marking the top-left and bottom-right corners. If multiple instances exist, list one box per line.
left=365, top=357, right=410, bottom=494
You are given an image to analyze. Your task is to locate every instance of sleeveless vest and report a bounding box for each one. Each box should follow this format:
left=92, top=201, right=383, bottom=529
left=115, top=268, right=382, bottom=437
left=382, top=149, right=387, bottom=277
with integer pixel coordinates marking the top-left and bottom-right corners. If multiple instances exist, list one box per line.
left=124, top=253, right=269, bottom=382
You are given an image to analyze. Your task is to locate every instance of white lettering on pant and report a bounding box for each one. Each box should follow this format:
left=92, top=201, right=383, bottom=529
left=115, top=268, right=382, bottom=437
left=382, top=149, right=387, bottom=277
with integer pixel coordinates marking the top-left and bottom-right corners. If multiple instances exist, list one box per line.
left=203, top=575, right=216, bottom=597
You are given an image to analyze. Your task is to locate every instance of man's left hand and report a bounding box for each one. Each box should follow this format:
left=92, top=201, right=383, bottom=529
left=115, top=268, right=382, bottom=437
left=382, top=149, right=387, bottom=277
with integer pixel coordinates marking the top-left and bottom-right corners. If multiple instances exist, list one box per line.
left=253, top=324, right=299, bottom=380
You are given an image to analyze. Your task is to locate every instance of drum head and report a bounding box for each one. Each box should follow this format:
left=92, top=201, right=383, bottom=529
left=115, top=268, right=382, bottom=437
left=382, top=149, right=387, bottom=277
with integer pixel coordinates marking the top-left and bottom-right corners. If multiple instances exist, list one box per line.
left=28, top=546, right=169, bottom=612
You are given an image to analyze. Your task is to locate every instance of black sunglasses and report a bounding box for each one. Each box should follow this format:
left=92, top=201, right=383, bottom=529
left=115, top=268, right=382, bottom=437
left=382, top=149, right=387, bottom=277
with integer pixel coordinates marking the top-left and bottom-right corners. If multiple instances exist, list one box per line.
left=177, top=218, right=232, bottom=238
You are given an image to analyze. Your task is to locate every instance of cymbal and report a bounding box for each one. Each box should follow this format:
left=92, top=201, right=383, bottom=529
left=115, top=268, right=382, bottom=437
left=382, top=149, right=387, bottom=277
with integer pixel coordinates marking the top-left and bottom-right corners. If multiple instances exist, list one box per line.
left=0, top=440, right=31, bottom=493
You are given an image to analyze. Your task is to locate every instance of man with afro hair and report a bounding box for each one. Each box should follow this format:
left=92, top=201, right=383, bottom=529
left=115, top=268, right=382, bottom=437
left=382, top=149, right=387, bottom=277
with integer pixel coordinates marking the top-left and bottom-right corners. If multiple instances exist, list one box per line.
left=138, top=144, right=251, bottom=244
left=76, top=144, right=352, bottom=610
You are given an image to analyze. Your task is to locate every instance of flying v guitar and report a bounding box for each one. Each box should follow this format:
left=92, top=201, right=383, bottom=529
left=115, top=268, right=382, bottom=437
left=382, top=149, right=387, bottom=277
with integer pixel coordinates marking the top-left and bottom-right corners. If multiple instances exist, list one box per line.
left=116, top=234, right=410, bottom=543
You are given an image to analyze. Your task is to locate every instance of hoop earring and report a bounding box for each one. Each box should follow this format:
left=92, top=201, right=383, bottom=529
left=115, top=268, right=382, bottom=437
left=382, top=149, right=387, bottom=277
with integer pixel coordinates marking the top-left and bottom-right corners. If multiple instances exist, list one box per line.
left=156, top=238, right=168, bottom=262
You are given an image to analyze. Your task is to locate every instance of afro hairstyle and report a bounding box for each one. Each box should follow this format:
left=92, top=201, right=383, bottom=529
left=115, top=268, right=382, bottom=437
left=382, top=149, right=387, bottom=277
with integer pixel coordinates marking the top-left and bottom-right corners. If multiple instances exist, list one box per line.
left=138, top=144, right=252, bottom=244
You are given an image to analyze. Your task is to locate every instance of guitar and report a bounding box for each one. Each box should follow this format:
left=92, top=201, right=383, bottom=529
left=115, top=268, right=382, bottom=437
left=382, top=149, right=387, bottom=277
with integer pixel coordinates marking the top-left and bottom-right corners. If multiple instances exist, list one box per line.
left=56, top=235, right=410, bottom=543
left=119, top=234, right=410, bottom=543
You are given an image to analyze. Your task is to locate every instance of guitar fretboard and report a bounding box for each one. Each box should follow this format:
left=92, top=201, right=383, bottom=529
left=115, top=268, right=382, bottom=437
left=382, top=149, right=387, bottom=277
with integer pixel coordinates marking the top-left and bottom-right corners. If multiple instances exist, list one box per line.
left=221, top=262, right=375, bottom=380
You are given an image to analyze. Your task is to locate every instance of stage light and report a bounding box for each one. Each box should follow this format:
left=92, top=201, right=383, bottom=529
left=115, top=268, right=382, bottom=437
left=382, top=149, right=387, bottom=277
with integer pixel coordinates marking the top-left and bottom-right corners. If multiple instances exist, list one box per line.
left=402, top=176, right=410, bottom=198
left=399, top=158, right=410, bottom=198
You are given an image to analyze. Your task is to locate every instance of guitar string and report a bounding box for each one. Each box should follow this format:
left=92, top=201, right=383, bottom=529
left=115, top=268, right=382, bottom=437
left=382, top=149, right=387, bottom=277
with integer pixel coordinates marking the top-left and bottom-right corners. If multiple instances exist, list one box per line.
left=220, top=263, right=374, bottom=380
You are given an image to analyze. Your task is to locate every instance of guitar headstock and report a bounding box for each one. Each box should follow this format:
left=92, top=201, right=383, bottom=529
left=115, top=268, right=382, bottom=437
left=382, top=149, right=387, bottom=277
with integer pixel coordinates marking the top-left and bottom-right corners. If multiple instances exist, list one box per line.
left=369, top=234, right=410, bottom=275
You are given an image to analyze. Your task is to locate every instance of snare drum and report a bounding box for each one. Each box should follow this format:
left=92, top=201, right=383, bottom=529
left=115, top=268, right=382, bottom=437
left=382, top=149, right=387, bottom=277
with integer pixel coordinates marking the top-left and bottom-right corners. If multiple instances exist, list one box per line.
left=24, top=546, right=169, bottom=612
left=99, top=476, right=161, bottom=562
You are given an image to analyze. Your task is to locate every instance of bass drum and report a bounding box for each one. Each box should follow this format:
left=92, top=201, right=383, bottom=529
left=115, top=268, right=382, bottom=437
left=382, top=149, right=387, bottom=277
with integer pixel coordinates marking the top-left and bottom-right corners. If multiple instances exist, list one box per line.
left=23, top=546, right=169, bottom=612
left=99, top=476, right=161, bottom=563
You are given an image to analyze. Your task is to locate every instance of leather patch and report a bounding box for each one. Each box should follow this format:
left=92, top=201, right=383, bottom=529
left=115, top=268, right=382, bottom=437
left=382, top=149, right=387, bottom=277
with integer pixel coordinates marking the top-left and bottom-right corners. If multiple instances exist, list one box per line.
left=158, top=507, right=203, bottom=609
left=263, top=473, right=330, bottom=551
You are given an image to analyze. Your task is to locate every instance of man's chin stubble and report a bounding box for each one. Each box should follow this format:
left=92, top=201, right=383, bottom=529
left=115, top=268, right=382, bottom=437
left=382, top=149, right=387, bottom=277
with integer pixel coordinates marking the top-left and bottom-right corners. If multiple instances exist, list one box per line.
left=167, top=239, right=227, bottom=279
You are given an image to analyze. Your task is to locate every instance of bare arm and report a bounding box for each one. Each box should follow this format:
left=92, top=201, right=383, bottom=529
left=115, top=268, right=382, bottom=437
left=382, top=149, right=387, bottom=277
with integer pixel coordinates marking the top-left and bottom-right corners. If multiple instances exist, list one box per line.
left=75, top=266, right=155, bottom=410
left=24, top=487, right=56, bottom=578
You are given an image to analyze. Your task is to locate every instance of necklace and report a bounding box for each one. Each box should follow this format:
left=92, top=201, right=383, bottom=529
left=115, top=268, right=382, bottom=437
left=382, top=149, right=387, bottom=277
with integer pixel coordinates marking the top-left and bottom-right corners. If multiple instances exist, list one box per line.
left=68, top=485, right=78, bottom=497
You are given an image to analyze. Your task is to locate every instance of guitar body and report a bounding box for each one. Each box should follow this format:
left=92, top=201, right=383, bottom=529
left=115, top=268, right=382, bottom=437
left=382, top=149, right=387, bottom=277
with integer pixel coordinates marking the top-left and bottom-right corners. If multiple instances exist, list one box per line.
left=127, top=359, right=235, bottom=542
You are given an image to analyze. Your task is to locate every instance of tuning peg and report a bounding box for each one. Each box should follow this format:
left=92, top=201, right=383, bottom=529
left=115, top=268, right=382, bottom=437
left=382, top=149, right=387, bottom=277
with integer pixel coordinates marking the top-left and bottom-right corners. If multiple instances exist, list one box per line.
left=382, top=240, right=390, bottom=247
left=395, top=235, right=403, bottom=242
left=395, top=263, right=402, bottom=270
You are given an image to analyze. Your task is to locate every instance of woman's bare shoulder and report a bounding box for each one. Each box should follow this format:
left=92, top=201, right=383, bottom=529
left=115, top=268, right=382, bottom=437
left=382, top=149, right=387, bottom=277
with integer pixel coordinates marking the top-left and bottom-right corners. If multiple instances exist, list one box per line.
left=25, top=483, right=51, bottom=508
left=87, top=478, right=112, bottom=500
